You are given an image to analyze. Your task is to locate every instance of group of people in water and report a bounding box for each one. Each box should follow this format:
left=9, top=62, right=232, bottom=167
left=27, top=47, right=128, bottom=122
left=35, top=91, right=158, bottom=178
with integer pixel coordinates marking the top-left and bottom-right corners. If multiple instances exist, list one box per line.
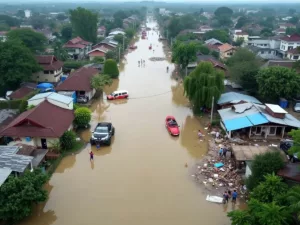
left=138, top=59, right=146, bottom=67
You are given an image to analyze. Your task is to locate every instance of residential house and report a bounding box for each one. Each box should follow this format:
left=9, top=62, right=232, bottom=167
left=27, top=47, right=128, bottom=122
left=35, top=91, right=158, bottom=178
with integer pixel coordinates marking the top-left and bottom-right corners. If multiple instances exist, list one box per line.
left=196, top=55, right=227, bottom=73
left=281, top=16, right=293, bottom=21
left=8, top=83, right=36, bottom=100
left=63, top=36, right=92, bottom=60
left=262, top=59, right=296, bottom=71
left=87, top=46, right=109, bottom=61
left=28, top=92, right=74, bottom=110
left=97, top=26, right=106, bottom=37
left=33, top=55, right=63, bottom=83
left=279, top=23, right=296, bottom=30
left=279, top=34, right=300, bottom=57
left=287, top=48, right=300, bottom=61
left=218, top=102, right=300, bottom=139
left=247, top=45, right=280, bottom=60
left=218, top=43, right=236, bottom=59
left=0, top=100, right=74, bottom=149
left=217, top=92, right=262, bottom=109
left=197, top=25, right=213, bottom=34
left=36, top=29, right=56, bottom=41
left=233, top=31, right=249, bottom=45
left=20, top=24, right=33, bottom=29
left=55, top=67, right=98, bottom=101
left=92, top=39, right=117, bottom=51
left=0, top=31, right=7, bottom=42
left=205, top=38, right=223, bottom=46
left=108, top=30, right=125, bottom=36
left=274, top=28, right=286, bottom=35
left=123, top=16, right=138, bottom=29
left=247, top=35, right=282, bottom=49
left=241, top=24, right=263, bottom=36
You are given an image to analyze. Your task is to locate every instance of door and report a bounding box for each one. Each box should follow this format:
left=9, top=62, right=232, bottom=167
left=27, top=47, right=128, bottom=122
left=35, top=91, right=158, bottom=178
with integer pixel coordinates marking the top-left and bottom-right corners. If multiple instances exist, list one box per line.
left=41, top=138, right=47, bottom=149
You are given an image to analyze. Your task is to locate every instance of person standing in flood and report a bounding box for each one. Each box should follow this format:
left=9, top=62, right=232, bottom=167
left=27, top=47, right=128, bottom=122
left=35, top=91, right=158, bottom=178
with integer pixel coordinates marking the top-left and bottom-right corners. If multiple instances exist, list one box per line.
left=223, top=191, right=229, bottom=204
left=89, top=151, right=94, bottom=161
left=232, top=190, right=238, bottom=203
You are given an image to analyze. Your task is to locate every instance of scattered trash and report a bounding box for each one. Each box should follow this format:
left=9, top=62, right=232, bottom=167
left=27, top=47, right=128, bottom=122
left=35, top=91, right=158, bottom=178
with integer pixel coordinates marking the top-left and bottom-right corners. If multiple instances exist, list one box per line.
left=206, top=195, right=223, bottom=203
left=213, top=174, right=219, bottom=178
left=208, top=178, right=214, bottom=183
left=214, top=162, right=224, bottom=168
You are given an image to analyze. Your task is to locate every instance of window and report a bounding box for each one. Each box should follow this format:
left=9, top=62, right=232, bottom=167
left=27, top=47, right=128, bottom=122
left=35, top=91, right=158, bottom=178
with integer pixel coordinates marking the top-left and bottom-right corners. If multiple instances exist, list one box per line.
left=294, top=56, right=299, bottom=59
left=269, top=51, right=272, bottom=54
left=269, top=127, right=277, bottom=135
left=253, top=127, right=261, bottom=134
left=122, top=92, right=127, bottom=95
left=261, top=51, right=264, bottom=54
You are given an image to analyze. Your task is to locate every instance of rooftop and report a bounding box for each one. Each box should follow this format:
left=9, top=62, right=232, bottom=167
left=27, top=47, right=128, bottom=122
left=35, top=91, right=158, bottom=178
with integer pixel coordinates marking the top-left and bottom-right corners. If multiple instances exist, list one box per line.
left=281, top=34, right=300, bottom=42
left=218, top=43, right=234, bottom=52
left=217, top=92, right=262, bottom=105
left=28, top=92, right=73, bottom=105
left=265, top=103, right=287, bottom=114
left=63, top=36, right=91, bottom=49
left=36, top=55, right=63, bottom=71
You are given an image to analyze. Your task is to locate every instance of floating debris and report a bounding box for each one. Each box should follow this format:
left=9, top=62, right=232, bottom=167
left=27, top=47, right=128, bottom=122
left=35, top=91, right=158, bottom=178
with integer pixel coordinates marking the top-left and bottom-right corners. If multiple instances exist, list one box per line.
left=149, top=57, right=166, bottom=61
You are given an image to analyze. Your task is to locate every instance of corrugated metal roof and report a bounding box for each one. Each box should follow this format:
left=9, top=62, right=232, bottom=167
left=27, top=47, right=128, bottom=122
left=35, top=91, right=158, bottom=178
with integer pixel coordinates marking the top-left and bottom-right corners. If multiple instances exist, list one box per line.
left=217, top=92, right=262, bottom=105
left=224, top=117, right=253, bottom=131
left=0, top=153, right=33, bottom=173
left=28, top=93, right=73, bottom=105
left=0, top=146, right=19, bottom=155
left=247, top=113, right=269, bottom=125
left=0, top=168, right=12, bottom=186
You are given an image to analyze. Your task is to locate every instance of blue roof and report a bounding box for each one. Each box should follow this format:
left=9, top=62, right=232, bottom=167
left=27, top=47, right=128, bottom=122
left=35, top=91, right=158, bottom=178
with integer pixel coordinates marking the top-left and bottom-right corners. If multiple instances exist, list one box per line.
left=224, top=117, right=253, bottom=131
left=247, top=113, right=269, bottom=125
left=217, top=92, right=262, bottom=105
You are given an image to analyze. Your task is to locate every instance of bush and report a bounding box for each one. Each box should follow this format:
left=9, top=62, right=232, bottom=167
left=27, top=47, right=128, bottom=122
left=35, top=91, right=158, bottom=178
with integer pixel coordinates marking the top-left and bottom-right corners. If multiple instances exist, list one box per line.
left=74, top=107, right=92, bottom=128
left=246, top=151, right=285, bottom=190
left=0, top=99, right=23, bottom=110
left=60, top=130, right=76, bottom=150
left=91, top=74, right=113, bottom=91
left=63, top=60, right=87, bottom=70
left=92, top=56, right=105, bottom=64
left=103, top=59, right=119, bottom=78
left=19, top=99, right=28, bottom=113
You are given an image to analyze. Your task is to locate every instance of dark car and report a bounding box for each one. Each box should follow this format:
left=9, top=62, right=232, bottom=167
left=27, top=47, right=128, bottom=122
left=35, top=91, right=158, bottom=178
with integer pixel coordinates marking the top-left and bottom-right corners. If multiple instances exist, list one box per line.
left=279, top=139, right=299, bottom=162
left=90, top=122, right=115, bottom=146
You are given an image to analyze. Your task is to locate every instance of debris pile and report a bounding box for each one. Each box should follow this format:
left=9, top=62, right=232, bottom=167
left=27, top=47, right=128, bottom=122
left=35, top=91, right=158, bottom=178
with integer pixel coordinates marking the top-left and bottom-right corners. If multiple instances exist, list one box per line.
left=149, top=57, right=166, bottom=61
left=192, top=140, right=247, bottom=198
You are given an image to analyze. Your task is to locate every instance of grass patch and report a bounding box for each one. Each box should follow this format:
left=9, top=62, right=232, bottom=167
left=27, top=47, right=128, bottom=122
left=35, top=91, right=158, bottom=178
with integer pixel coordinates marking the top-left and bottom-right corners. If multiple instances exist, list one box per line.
left=47, top=140, right=85, bottom=176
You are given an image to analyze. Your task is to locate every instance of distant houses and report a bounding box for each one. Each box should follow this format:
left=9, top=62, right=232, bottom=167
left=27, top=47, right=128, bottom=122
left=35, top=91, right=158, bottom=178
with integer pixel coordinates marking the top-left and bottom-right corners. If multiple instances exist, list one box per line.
left=63, top=37, right=92, bottom=60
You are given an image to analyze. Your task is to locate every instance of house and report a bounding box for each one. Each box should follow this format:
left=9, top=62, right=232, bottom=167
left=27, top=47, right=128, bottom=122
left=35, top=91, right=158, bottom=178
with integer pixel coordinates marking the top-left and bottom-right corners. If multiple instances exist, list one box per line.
left=218, top=102, right=300, bottom=139
left=9, top=83, right=36, bottom=100
left=262, top=60, right=296, bottom=70
left=279, top=34, right=300, bottom=57
left=36, top=29, right=56, bottom=41
left=247, top=35, right=282, bottom=49
left=63, top=36, right=92, bottom=60
left=274, top=28, right=286, bottom=35
left=279, top=23, right=296, bottom=30
left=87, top=47, right=109, bottom=61
left=287, top=48, right=300, bottom=61
left=108, top=30, right=125, bottom=36
left=196, top=25, right=213, bottom=34
left=0, top=100, right=74, bottom=149
left=55, top=67, right=98, bottom=101
left=28, top=92, right=74, bottom=110
left=92, top=39, right=117, bottom=51
left=196, top=55, right=227, bottom=73
left=218, top=43, right=236, bottom=59
left=217, top=92, right=262, bottom=109
left=97, top=26, right=106, bottom=37
left=247, top=45, right=280, bottom=60
left=233, top=31, right=249, bottom=43
left=33, top=55, right=63, bottom=83
left=205, top=38, right=223, bottom=46
left=0, top=31, right=7, bottom=42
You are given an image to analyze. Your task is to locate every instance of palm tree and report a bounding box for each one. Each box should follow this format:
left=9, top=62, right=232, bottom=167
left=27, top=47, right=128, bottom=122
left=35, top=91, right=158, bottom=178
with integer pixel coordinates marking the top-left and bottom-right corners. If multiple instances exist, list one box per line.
left=257, top=202, right=291, bottom=225
left=287, top=186, right=300, bottom=220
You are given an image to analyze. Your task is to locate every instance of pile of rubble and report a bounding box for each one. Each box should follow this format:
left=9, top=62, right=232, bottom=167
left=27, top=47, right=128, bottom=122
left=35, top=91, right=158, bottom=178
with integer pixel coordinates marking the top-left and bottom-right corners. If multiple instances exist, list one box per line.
left=149, top=57, right=166, bottom=61
left=192, top=140, right=247, bottom=199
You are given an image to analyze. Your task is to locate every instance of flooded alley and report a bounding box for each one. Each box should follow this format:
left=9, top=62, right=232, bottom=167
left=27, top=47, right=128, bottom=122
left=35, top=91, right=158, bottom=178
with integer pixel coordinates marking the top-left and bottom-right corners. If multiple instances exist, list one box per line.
left=20, top=19, right=236, bottom=225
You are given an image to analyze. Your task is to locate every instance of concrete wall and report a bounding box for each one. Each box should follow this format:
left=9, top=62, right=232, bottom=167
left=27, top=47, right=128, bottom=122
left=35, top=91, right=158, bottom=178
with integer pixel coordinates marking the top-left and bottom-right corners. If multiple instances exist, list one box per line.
left=32, top=68, right=62, bottom=82
left=280, top=41, right=300, bottom=52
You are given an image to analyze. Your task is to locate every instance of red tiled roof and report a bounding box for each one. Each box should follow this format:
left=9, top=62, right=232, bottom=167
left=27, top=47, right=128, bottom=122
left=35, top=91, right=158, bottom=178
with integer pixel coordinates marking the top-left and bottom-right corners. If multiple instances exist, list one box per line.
left=281, top=34, right=300, bottom=42
left=218, top=43, right=234, bottom=52
left=288, top=48, right=300, bottom=54
left=63, top=43, right=86, bottom=49
left=235, top=32, right=248, bottom=35
left=0, top=100, right=74, bottom=138
left=206, top=44, right=220, bottom=51
left=63, top=36, right=92, bottom=49
left=56, top=67, right=98, bottom=92
left=36, top=55, right=63, bottom=71
left=209, top=58, right=227, bottom=70
left=10, top=86, right=34, bottom=100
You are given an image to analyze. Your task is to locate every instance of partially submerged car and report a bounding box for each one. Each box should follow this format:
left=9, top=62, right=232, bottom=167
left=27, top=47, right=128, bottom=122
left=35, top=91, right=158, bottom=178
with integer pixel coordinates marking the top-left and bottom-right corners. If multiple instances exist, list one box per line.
left=165, top=116, right=180, bottom=136
left=280, top=139, right=299, bottom=162
left=294, top=103, right=300, bottom=112
left=107, top=90, right=129, bottom=100
left=90, top=122, right=115, bottom=146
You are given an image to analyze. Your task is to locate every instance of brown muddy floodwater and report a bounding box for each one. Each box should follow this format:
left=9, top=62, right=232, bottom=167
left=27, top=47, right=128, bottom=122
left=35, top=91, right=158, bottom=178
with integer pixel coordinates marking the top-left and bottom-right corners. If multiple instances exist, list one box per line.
left=19, top=19, right=240, bottom=225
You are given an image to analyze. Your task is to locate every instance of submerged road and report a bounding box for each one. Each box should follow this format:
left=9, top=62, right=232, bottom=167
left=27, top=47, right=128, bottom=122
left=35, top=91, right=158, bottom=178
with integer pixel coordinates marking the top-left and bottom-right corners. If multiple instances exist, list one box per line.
left=20, top=19, right=236, bottom=225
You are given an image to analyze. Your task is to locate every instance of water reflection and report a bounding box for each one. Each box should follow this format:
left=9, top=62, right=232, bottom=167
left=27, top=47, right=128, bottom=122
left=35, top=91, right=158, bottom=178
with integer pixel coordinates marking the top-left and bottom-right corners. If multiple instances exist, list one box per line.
left=171, top=84, right=189, bottom=107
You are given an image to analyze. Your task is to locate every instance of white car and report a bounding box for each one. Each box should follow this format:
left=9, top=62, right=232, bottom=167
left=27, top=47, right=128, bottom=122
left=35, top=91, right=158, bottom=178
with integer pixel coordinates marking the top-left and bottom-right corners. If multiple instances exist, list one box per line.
left=294, top=103, right=300, bottom=112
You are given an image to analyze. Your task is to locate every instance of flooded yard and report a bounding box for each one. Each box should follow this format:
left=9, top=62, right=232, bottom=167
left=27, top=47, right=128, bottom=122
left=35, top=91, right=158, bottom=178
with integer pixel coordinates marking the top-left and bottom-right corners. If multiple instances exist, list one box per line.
left=19, top=19, right=240, bottom=225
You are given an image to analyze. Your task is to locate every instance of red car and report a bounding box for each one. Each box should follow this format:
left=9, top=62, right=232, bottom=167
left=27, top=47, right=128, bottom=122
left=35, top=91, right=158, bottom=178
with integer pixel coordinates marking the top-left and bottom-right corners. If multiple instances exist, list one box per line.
left=165, top=116, right=180, bottom=136
left=107, top=90, right=129, bottom=100
left=129, top=45, right=137, bottom=49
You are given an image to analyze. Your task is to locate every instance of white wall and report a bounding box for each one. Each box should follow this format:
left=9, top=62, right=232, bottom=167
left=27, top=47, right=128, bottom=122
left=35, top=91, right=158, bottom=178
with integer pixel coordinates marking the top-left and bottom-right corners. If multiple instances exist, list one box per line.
left=32, top=68, right=62, bottom=82
left=280, top=40, right=300, bottom=52
left=245, top=163, right=252, bottom=178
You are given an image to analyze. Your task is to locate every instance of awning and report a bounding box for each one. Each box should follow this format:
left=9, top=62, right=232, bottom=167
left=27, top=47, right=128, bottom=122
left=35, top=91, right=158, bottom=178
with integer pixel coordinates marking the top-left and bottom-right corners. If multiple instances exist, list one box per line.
left=224, top=117, right=253, bottom=131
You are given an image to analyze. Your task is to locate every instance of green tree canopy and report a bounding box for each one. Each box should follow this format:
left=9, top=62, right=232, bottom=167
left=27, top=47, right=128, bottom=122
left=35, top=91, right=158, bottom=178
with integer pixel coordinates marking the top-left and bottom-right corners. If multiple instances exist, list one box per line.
left=167, top=14, right=197, bottom=38
left=0, top=40, right=41, bottom=94
left=287, top=129, right=300, bottom=158
left=7, top=28, right=47, bottom=52
left=235, top=16, right=249, bottom=29
left=61, top=24, right=72, bottom=42
left=0, top=15, right=20, bottom=26
left=214, top=7, right=233, bottom=27
left=60, top=130, right=76, bottom=150
left=74, top=107, right=92, bottom=128
left=256, top=66, right=300, bottom=101
left=53, top=41, right=69, bottom=61
left=0, top=169, right=48, bottom=223
left=172, top=41, right=197, bottom=69
left=289, top=16, right=299, bottom=25
left=214, top=6, right=233, bottom=17
left=125, top=28, right=135, bottom=39
left=227, top=48, right=260, bottom=94
left=203, top=29, right=229, bottom=43
left=70, top=7, right=98, bottom=43
left=183, top=62, right=224, bottom=111
left=246, top=151, right=285, bottom=190
left=103, top=59, right=119, bottom=78
left=91, top=74, right=113, bottom=91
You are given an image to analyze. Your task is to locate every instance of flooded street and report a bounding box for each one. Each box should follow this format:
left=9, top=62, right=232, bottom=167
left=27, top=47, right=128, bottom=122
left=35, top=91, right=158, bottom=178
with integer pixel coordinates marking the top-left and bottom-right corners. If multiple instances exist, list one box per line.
left=20, top=20, right=236, bottom=225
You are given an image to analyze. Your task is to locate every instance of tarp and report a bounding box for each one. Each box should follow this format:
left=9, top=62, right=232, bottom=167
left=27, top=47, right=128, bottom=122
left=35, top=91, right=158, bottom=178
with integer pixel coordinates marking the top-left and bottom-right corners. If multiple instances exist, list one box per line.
left=224, top=117, right=253, bottom=131
left=206, top=195, right=223, bottom=204
left=36, top=83, right=53, bottom=89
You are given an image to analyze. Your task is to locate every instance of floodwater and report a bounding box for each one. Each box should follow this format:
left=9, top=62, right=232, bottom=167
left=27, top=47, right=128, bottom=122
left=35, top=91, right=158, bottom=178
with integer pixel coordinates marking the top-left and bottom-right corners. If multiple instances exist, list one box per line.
left=19, top=19, right=240, bottom=225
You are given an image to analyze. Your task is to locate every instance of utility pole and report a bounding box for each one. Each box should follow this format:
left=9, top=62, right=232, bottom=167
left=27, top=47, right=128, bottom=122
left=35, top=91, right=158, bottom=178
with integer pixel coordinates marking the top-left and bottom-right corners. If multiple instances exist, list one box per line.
left=185, top=66, right=187, bottom=76
left=118, top=46, right=121, bottom=62
left=210, top=96, right=214, bottom=124
left=122, top=35, right=125, bottom=52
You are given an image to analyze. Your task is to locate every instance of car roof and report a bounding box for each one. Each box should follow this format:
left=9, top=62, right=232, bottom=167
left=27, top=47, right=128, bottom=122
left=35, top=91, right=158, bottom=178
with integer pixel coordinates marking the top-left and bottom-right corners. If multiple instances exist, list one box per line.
left=97, top=122, right=111, bottom=127
left=112, top=90, right=128, bottom=93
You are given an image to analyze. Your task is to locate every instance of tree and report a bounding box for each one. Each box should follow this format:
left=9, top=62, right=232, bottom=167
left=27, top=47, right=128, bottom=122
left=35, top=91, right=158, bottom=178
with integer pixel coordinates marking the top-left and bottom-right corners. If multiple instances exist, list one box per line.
left=125, top=28, right=135, bottom=39
left=227, top=48, right=260, bottom=94
left=16, top=10, right=25, bottom=18
left=260, top=28, right=274, bottom=37
left=246, top=151, right=285, bottom=190
left=61, top=24, right=72, bottom=42
left=0, top=40, right=41, bottom=94
left=197, top=44, right=210, bottom=55
left=251, top=173, right=288, bottom=203
left=214, top=7, right=233, bottom=17
left=60, top=130, right=76, bottom=150
left=256, top=67, right=300, bottom=101
left=91, top=74, right=113, bottom=91
left=183, top=62, right=224, bottom=111
left=287, top=129, right=300, bottom=158
left=53, top=41, right=69, bottom=61
left=92, top=56, right=105, bottom=64
left=106, top=50, right=118, bottom=61
left=172, top=41, right=197, bottom=69
left=203, top=29, right=229, bottom=43
left=7, top=28, right=47, bottom=52
left=287, top=186, right=300, bottom=220
left=103, top=59, right=119, bottom=78
left=228, top=210, right=253, bottom=225
left=0, top=15, right=20, bottom=27
left=30, top=15, right=48, bottom=30
left=288, top=8, right=296, bottom=15
left=56, top=13, right=68, bottom=21
left=70, top=7, right=98, bottom=43
left=211, top=51, right=220, bottom=59
left=19, top=99, right=28, bottom=113
left=214, top=7, right=233, bottom=27
left=235, top=16, right=249, bottom=29
left=74, top=107, right=92, bottom=128
left=0, top=169, right=48, bottom=223
left=289, top=16, right=299, bottom=25
left=233, top=37, right=244, bottom=46
left=0, top=23, right=9, bottom=31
